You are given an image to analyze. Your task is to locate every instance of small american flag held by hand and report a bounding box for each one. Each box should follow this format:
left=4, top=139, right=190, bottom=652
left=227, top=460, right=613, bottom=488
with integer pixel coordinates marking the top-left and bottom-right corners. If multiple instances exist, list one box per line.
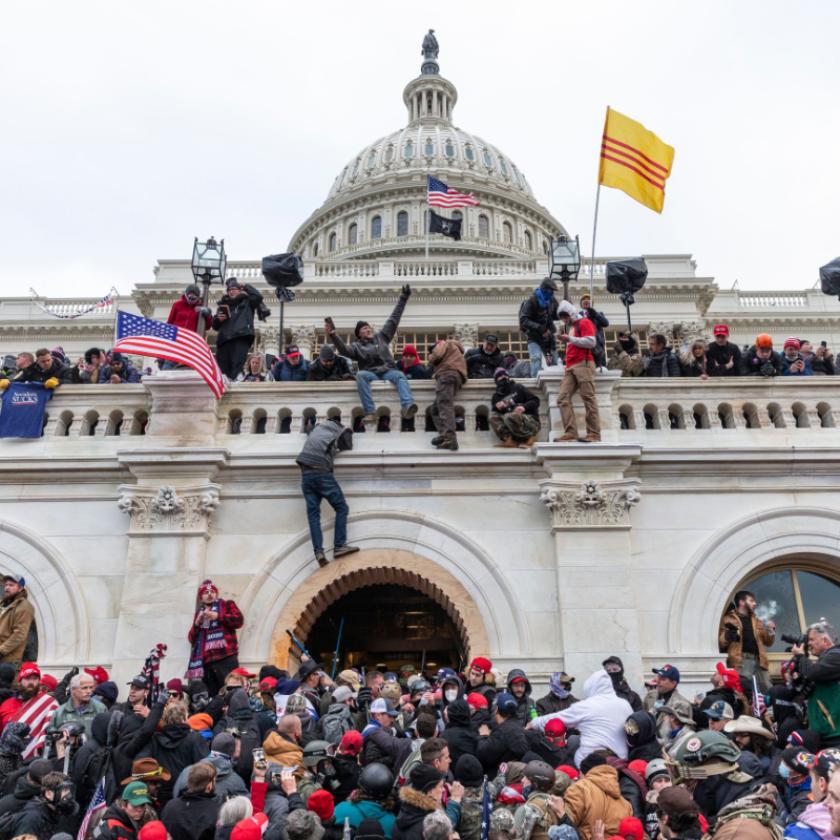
left=77, top=777, right=107, bottom=840
left=114, top=311, right=226, bottom=398
left=427, top=176, right=479, bottom=208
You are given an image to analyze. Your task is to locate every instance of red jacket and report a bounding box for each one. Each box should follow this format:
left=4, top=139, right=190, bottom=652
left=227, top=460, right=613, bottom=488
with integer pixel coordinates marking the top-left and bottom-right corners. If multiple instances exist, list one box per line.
left=167, top=296, right=211, bottom=333
left=187, top=599, right=244, bottom=664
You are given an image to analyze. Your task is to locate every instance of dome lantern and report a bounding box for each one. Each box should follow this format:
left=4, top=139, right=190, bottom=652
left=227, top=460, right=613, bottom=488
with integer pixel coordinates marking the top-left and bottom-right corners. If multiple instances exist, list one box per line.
left=403, top=30, right=458, bottom=125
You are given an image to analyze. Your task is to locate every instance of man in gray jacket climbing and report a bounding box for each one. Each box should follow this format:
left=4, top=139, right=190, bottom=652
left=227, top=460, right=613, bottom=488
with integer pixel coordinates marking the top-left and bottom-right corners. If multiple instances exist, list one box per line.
left=296, top=417, right=360, bottom=567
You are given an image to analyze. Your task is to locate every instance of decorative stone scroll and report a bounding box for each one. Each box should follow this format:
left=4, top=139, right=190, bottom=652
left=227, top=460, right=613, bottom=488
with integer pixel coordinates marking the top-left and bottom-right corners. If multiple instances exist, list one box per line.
left=539, top=478, right=641, bottom=530
left=453, top=322, right=480, bottom=348
left=118, top=484, right=220, bottom=534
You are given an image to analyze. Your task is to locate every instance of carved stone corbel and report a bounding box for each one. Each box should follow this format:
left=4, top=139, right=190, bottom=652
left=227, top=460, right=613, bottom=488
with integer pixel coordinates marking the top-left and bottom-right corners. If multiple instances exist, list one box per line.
left=539, top=478, right=641, bottom=530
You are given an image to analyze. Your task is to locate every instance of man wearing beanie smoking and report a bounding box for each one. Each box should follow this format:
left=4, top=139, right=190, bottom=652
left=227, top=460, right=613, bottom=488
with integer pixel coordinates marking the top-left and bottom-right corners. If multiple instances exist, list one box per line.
left=325, top=286, right=418, bottom=428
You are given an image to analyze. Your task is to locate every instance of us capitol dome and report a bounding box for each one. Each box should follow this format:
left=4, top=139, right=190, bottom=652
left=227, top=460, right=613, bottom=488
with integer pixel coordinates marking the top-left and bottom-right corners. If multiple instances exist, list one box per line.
left=288, top=30, right=566, bottom=262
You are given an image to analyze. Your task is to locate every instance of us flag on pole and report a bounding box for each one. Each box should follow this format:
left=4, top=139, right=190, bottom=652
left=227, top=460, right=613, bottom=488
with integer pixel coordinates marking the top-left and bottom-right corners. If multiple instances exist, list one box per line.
left=427, top=176, right=479, bottom=208
left=77, top=777, right=107, bottom=840
left=114, top=311, right=226, bottom=398
left=11, top=691, right=59, bottom=759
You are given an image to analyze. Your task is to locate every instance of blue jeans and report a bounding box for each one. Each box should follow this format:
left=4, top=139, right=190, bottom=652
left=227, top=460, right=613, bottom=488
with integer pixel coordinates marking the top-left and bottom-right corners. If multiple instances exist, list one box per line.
left=301, top=472, right=349, bottom=553
left=356, top=368, right=414, bottom=413
left=528, top=341, right=558, bottom=377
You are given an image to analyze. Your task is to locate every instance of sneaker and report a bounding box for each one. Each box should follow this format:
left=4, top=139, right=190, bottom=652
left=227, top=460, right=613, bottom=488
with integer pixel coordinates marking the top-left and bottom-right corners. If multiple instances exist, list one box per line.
left=435, top=436, right=459, bottom=451
left=401, top=403, right=419, bottom=419
left=314, top=550, right=328, bottom=567
left=333, top=544, right=361, bottom=558
left=431, top=435, right=445, bottom=446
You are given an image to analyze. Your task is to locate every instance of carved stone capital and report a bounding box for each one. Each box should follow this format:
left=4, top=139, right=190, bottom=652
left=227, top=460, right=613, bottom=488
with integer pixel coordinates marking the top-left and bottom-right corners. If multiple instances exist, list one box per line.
left=118, top=483, right=221, bottom=535
left=539, top=478, right=641, bottom=530
left=291, top=324, right=318, bottom=351
left=453, top=322, right=480, bottom=348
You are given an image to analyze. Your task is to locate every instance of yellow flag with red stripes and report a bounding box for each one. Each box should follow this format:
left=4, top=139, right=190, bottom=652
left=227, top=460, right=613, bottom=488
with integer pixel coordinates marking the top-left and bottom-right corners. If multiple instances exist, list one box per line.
left=599, top=107, right=675, bottom=213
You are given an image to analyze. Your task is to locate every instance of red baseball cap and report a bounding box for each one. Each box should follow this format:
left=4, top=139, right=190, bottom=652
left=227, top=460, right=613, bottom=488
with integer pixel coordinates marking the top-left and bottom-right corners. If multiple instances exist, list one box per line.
left=339, top=730, right=363, bottom=756
left=285, top=345, right=302, bottom=359
left=259, top=677, right=278, bottom=693
left=469, top=657, right=493, bottom=674
left=555, top=764, right=580, bottom=781
left=231, top=813, right=268, bottom=840
left=18, top=662, right=40, bottom=680
left=713, top=324, right=729, bottom=337
left=466, top=692, right=489, bottom=710
left=545, top=718, right=567, bottom=738
left=39, top=673, right=58, bottom=692
left=230, top=667, right=256, bottom=679
left=85, top=666, right=109, bottom=685
left=138, top=821, right=168, bottom=840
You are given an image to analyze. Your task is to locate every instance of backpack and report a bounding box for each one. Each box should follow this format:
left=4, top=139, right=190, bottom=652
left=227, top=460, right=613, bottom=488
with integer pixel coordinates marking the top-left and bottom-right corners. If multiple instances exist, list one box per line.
left=321, top=707, right=352, bottom=746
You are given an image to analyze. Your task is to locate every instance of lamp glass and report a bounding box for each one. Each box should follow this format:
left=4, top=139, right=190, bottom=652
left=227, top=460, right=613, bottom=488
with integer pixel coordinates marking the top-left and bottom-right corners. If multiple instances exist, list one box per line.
left=191, top=237, right=227, bottom=282
left=549, top=235, right=581, bottom=279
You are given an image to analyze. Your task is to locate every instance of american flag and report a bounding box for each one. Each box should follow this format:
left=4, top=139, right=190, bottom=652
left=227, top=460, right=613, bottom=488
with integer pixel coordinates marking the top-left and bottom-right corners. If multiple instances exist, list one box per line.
left=427, top=176, right=479, bottom=208
left=11, top=691, right=59, bottom=759
left=114, top=311, right=226, bottom=398
left=479, top=777, right=491, bottom=840
left=752, top=675, right=767, bottom=718
left=77, top=777, right=107, bottom=840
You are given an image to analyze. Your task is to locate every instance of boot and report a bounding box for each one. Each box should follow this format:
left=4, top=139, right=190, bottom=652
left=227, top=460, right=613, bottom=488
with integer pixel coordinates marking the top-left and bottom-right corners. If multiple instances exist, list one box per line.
left=314, top=550, right=328, bottom=567
left=553, top=433, right=578, bottom=442
left=518, top=435, right=538, bottom=448
left=333, top=544, right=361, bottom=558
left=493, top=438, right=518, bottom=448
left=435, top=434, right=459, bottom=451
left=431, top=435, right=445, bottom=446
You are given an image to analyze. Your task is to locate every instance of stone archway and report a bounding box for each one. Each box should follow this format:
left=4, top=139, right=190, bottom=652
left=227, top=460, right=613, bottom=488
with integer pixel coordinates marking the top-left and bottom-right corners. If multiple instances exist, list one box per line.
left=668, top=506, right=840, bottom=656
left=268, top=549, right=490, bottom=669
left=0, top=520, right=90, bottom=664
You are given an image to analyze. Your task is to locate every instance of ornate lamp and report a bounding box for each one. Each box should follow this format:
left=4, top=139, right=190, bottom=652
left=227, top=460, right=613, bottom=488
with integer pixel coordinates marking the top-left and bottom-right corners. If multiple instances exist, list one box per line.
left=548, top=234, right=581, bottom=302
left=190, top=237, right=227, bottom=337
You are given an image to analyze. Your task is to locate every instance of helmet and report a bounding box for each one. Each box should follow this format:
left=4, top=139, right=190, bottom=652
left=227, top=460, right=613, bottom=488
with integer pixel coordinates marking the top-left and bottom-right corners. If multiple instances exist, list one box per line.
left=359, top=762, right=394, bottom=798
left=645, top=758, right=669, bottom=783
left=411, top=679, right=431, bottom=695
left=302, top=740, right=332, bottom=768
left=523, top=760, right=555, bottom=790
left=435, top=667, right=457, bottom=684
left=666, top=730, right=742, bottom=783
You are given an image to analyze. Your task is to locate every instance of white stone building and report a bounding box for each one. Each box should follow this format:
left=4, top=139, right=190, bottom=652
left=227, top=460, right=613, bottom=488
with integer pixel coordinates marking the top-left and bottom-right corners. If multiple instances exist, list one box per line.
left=1, top=36, right=840, bottom=698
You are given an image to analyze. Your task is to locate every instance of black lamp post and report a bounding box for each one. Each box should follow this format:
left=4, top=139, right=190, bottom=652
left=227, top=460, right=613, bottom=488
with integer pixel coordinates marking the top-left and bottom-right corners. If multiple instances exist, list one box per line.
left=190, top=236, right=227, bottom=338
left=548, top=234, right=581, bottom=302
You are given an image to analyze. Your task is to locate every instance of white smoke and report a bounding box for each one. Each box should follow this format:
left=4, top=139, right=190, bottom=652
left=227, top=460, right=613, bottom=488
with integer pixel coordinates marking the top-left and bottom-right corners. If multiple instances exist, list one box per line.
left=755, top=600, right=779, bottom=622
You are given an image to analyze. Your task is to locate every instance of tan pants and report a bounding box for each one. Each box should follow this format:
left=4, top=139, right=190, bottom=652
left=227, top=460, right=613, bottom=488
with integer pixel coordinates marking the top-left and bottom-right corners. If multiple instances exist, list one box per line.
left=557, top=361, right=601, bottom=438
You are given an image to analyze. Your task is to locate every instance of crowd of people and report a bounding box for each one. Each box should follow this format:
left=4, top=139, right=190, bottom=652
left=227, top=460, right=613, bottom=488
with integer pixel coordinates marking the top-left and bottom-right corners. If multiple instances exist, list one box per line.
left=0, top=576, right=839, bottom=840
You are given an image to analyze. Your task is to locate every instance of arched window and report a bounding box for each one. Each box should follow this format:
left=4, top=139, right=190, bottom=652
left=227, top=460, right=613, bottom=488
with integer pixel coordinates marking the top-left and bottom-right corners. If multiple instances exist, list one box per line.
left=482, top=148, right=493, bottom=168
left=348, top=223, right=358, bottom=245
left=464, top=145, right=475, bottom=162
left=385, top=145, right=394, bottom=163
left=313, top=242, right=319, bottom=257
left=397, top=211, right=409, bottom=237
left=370, top=216, right=382, bottom=239
left=499, top=158, right=509, bottom=176
left=404, top=140, right=415, bottom=160
left=478, top=214, right=490, bottom=238
left=328, top=232, right=337, bottom=252
left=727, top=566, right=840, bottom=655
left=366, top=150, right=377, bottom=170
left=424, top=138, right=435, bottom=157
left=524, top=230, right=532, bottom=251
left=444, top=139, right=455, bottom=158
left=351, top=158, right=361, bottom=178
left=502, top=221, right=513, bottom=244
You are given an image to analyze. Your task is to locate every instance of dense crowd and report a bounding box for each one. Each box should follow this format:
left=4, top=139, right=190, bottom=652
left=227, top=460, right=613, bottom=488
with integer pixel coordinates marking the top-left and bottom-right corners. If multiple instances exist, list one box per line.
left=0, top=576, right=839, bottom=840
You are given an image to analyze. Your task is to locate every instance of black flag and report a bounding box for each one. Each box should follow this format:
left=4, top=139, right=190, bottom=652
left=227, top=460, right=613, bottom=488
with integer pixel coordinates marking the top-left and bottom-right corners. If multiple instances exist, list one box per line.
left=428, top=209, right=462, bottom=241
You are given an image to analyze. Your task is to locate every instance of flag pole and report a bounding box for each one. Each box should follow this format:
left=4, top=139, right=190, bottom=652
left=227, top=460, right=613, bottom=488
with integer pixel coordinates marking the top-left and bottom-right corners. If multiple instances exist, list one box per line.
left=588, top=183, right=601, bottom=300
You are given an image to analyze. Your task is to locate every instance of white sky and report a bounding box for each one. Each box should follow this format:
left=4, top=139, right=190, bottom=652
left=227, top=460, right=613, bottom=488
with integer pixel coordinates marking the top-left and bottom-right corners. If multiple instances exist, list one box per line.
left=1, top=1, right=838, bottom=298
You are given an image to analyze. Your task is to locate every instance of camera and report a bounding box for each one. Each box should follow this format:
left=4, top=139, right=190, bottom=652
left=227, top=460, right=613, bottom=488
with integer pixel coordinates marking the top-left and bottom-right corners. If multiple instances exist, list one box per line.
left=782, top=632, right=809, bottom=653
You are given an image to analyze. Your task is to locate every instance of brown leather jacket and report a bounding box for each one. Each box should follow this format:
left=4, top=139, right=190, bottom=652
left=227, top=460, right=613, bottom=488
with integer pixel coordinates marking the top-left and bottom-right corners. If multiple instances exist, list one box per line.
left=430, top=340, right=467, bottom=382
left=718, top=608, right=775, bottom=671
left=0, top=590, right=35, bottom=664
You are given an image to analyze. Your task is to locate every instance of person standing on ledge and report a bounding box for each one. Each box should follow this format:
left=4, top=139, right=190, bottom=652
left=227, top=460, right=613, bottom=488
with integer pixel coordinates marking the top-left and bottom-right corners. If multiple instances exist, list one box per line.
left=325, top=285, right=418, bottom=429
left=296, top=417, right=360, bottom=567
left=186, top=579, right=244, bottom=696
left=554, top=300, right=601, bottom=443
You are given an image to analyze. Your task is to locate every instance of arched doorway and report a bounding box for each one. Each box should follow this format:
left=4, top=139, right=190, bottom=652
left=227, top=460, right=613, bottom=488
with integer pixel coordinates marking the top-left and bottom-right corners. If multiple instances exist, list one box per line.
left=306, top=584, right=466, bottom=673
left=266, top=549, right=491, bottom=670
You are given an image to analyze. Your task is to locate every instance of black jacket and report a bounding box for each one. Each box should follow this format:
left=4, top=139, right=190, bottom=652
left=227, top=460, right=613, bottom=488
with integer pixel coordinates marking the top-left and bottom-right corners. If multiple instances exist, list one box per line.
left=614, top=681, right=643, bottom=713
left=475, top=718, right=529, bottom=775
left=138, top=723, right=210, bottom=805
left=625, top=711, right=661, bottom=763
left=360, top=726, right=412, bottom=772
left=15, top=360, right=71, bottom=385
left=464, top=347, right=504, bottom=379
left=330, top=293, right=408, bottom=374
left=535, top=693, right=577, bottom=717
left=796, top=644, right=840, bottom=684
left=741, top=346, right=783, bottom=377
left=0, top=772, right=41, bottom=815
left=681, top=356, right=709, bottom=377
left=643, top=347, right=681, bottom=377
left=519, top=294, right=558, bottom=346
left=161, top=790, right=220, bottom=840
left=97, top=802, right=139, bottom=840
left=306, top=357, right=354, bottom=381
left=584, top=307, right=609, bottom=349
left=491, top=382, right=540, bottom=420
left=8, top=798, right=62, bottom=840
left=443, top=700, right=478, bottom=769
left=392, top=785, right=440, bottom=840
left=707, top=342, right=742, bottom=376
left=212, top=285, right=263, bottom=346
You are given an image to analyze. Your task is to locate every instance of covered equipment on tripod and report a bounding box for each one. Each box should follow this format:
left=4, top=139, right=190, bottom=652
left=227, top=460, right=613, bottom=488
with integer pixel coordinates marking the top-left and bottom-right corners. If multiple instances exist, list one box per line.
left=819, top=257, right=840, bottom=301
left=606, top=258, right=648, bottom=332
left=261, top=253, right=304, bottom=288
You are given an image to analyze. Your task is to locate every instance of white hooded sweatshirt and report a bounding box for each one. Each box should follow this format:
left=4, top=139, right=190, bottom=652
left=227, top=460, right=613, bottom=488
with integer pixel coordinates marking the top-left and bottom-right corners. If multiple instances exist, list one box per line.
left=531, top=669, right=633, bottom=766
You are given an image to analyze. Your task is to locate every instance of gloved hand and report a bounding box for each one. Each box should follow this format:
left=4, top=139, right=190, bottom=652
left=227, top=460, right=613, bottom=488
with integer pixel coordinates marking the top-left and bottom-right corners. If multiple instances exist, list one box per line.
left=198, top=307, right=212, bottom=318
left=724, top=625, right=740, bottom=643
left=401, top=284, right=412, bottom=298
left=0, top=379, right=9, bottom=391
left=43, top=377, right=59, bottom=390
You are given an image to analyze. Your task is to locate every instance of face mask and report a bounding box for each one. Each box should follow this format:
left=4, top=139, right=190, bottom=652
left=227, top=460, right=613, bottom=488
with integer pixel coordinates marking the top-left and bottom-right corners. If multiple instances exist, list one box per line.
left=522, top=785, right=533, bottom=798
left=186, top=294, right=200, bottom=305
left=778, top=763, right=791, bottom=780
left=608, top=671, right=623, bottom=688
left=445, top=690, right=458, bottom=703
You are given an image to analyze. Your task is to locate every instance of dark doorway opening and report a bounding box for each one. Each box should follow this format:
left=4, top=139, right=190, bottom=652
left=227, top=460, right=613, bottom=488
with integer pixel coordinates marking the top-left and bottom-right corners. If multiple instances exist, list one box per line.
left=305, top=584, right=466, bottom=675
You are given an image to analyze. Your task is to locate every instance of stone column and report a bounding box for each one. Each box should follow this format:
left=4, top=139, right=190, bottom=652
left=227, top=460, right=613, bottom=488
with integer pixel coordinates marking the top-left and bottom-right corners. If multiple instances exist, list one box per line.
left=535, top=445, right=645, bottom=689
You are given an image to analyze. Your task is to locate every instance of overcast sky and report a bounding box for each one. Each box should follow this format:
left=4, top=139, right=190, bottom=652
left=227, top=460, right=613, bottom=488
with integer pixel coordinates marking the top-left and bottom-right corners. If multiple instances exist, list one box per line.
left=1, top=1, right=838, bottom=298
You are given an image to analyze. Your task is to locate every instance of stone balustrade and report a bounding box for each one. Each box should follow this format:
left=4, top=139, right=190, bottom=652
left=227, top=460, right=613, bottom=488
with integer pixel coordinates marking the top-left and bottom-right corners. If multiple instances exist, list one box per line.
left=23, top=372, right=840, bottom=447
